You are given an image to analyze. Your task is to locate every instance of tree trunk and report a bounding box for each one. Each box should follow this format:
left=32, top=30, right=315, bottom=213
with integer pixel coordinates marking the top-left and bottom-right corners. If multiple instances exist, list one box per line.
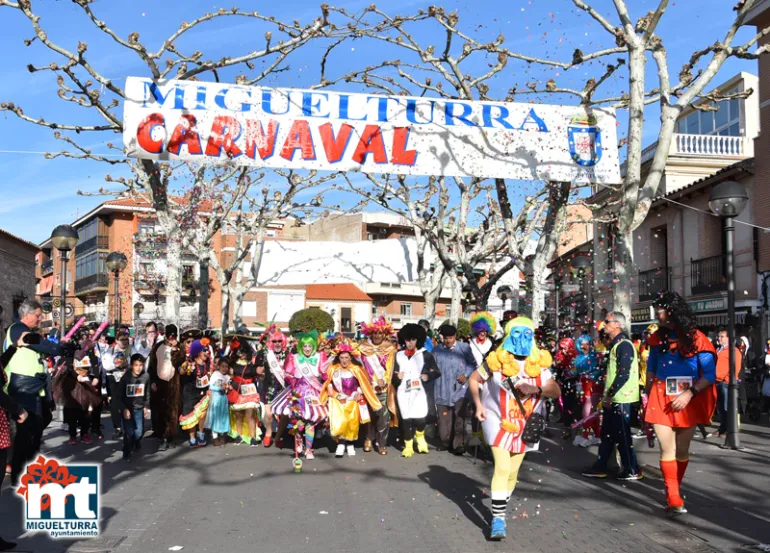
left=231, top=286, right=245, bottom=332
left=198, top=257, right=209, bottom=329
left=530, top=181, right=571, bottom=325
left=220, top=284, right=231, bottom=336
left=164, top=238, right=182, bottom=325
left=450, top=277, right=462, bottom=325
left=611, top=224, right=634, bottom=322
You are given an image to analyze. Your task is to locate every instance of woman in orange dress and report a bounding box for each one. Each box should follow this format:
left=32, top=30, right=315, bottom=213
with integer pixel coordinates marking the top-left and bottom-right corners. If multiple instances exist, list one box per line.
left=645, top=292, right=717, bottom=516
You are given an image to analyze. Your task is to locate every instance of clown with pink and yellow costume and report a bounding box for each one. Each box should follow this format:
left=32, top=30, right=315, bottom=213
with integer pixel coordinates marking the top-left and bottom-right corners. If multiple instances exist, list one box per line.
left=469, top=316, right=561, bottom=541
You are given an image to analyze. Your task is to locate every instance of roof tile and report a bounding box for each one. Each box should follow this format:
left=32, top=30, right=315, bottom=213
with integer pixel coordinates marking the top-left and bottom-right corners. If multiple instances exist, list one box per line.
left=305, top=283, right=372, bottom=302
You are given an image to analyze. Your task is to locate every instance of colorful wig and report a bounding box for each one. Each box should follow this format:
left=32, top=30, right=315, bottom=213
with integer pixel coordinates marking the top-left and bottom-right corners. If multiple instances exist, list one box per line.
left=361, top=315, right=393, bottom=337
left=470, top=311, right=497, bottom=335
left=296, top=329, right=319, bottom=357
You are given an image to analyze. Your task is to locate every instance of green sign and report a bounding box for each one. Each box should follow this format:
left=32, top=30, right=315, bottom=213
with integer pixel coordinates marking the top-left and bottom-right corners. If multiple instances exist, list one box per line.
left=688, top=298, right=726, bottom=313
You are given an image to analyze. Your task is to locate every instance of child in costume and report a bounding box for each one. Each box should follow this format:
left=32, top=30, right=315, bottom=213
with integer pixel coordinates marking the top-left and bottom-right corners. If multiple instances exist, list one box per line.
left=469, top=316, right=560, bottom=541
left=178, top=338, right=212, bottom=448
left=229, top=340, right=263, bottom=447
left=320, top=342, right=382, bottom=457
left=645, top=292, right=717, bottom=516
left=393, top=323, right=440, bottom=458
left=358, top=315, right=398, bottom=454
left=572, top=334, right=602, bottom=447
left=206, top=357, right=232, bottom=446
left=271, top=330, right=328, bottom=459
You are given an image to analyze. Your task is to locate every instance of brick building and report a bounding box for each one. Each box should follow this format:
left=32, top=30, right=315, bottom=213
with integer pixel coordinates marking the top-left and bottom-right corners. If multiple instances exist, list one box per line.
left=0, top=228, right=39, bottom=334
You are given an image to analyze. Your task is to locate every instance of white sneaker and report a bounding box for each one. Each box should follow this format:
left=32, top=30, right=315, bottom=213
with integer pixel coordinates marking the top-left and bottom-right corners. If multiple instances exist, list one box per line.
left=572, top=435, right=588, bottom=447
left=305, top=449, right=315, bottom=460
left=335, top=443, right=345, bottom=458
left=346, top=444, right=356, bottom=456
left=589, top=437, right=602, bottom=446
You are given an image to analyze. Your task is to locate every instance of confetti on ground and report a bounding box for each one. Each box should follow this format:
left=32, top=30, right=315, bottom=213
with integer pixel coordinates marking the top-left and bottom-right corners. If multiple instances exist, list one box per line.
left=319, top=511, right=329, bottom=515
left=169, top=547, right=184, bottom=552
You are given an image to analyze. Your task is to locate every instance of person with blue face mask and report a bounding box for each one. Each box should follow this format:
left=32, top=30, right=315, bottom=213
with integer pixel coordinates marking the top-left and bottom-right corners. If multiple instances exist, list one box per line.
left=469, top=316, right=561, bottom=541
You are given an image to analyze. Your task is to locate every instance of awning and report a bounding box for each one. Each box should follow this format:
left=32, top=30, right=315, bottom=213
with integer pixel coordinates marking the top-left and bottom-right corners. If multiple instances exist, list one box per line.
left=695, top=312, right=747, bottom=328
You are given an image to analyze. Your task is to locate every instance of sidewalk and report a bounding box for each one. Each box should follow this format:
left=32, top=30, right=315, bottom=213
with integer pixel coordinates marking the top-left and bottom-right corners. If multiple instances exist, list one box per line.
left=0, top=417, right=767, bottom=553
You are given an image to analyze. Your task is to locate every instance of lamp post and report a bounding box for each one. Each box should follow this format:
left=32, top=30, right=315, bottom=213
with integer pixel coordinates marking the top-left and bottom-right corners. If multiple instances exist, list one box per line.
left=708, top=180, right=749, bottom=450
left=50, top=225, right=79, bottom=337
left=496, top=285, right=512, bottom=313
left=572, top=255, right=593, bottom=334
left=106, top=252, right=128, bottom=339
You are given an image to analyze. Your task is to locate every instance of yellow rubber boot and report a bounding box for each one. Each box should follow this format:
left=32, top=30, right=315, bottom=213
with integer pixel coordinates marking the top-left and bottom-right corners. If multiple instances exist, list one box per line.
left=415, top=430, right=429, bottom=454
left=402, top=439, right=415, bottom=458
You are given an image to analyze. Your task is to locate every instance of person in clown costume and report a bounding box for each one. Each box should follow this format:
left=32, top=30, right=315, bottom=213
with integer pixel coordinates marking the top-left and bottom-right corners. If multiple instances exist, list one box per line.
left=469, top=316, right=561, bottom=541
left=469, top=312, right=497, bottom=367
left=270, top=330, right=328, bottom=459
left=319, top=342, right=382, bottom=457
left=358, top=315, right=398, bottom=454
left=644, top=292, right=717, bottom=516
left=256, top=326, right=290, bottom=448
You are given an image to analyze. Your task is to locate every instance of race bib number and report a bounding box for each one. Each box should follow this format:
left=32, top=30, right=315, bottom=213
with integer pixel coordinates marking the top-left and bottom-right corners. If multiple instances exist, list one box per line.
left=126, top=383, right=145, bottom=398
left=666, top=376, right=692, bottom=396
left=196, top=375, right=210, bottom=388
left=405, top=378, right=422, bottom=392
left=240, top=383, right=257, bottom=396
left=306, top=396, right=320, bottom=407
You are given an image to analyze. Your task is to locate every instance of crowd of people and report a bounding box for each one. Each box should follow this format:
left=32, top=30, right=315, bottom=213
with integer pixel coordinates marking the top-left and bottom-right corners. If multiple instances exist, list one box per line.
left=1, top=291, right=770, bottom=547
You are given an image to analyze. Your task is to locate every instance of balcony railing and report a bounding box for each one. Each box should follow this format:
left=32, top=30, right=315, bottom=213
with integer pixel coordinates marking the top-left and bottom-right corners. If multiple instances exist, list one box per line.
left=638, top=267, right=671, bottom=302
left=691, top=255, right=727, bottom=295
left=75, top=235, right=109, bottom=256
left=74, top=273, right=109, bottom=295
left=41, top=260, right=54, bottom=276
left=640, top=133, right=752, bottom=165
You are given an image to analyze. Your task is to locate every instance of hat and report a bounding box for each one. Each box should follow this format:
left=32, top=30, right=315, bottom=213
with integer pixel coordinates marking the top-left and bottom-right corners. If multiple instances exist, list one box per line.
left=438, top=324, right=457, bottom=337
left=398, top=323, right=427, bottom=348
left=181, top=328, right=202, bottom=341
left=73, top=356, right=91, bottom=369
left=361, top=315, right=393, bottom=337
left=165, top=324, right=179, bottom=339
left=189, top=339, right=207, bottom=359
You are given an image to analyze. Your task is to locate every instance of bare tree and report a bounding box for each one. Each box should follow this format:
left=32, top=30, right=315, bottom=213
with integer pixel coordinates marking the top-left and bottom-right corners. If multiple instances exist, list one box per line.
left=0, top=0, right=334, bottom=323
left=207, top=170, right=339, bottom=335
left=322, top=2, right=770, bottom=321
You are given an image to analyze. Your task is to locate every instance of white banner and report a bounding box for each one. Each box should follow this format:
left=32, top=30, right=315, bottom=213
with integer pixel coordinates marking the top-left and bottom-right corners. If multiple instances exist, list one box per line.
left=122, top=77, right=621, bottom=183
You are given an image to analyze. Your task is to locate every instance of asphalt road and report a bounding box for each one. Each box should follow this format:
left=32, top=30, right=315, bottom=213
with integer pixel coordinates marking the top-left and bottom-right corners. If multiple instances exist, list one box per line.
left=2, top=417, right=769, bottom=553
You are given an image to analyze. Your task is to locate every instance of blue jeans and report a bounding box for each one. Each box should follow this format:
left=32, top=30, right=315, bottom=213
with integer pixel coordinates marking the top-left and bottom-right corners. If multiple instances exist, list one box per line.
left=716, top=382, right=729, bottom=434
left=594, top=403, right=639, bottom=474
left=122, top=409, right=144, bottom=456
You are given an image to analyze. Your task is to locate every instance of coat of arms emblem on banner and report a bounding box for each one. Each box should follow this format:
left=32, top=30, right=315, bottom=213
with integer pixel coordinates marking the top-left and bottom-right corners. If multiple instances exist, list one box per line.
left=567, top=113, right=603, bottom=167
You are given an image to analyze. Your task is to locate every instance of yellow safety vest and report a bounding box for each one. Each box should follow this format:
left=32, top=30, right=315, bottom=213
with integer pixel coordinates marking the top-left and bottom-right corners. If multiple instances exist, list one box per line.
left=3, top=323, right=47, bottom=395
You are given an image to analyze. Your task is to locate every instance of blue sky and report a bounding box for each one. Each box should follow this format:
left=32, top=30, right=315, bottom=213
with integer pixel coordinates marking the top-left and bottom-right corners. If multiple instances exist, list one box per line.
left=0, top=0, right=760, bottom=244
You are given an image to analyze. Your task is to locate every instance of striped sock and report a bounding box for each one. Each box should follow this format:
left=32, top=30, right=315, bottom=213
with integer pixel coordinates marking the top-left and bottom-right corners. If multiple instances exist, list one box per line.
left=491, top=498, right=509, bottom=519
left=304, top=424, right=315, bottom=450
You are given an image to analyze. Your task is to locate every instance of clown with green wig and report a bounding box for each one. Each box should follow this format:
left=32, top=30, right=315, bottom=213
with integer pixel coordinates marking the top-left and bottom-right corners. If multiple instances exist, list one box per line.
left=469, top=316, right=561, bottom=541
left=270, top=329, right=329, bottom=460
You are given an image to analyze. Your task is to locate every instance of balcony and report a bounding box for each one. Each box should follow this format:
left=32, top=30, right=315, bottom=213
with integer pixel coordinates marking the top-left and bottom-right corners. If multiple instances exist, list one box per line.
left=74, top=273, right=109, bottom=296
left=134, top=232, right=169, bottom=257
left=691, top=255, right=727, bottom=295
left=640, top=133, right=752, bottom=165
left=638, top=267, right=671, bottom=302
left=41, top=260, right=54, bottom=276
left=75, top=235, right=109, bottom=256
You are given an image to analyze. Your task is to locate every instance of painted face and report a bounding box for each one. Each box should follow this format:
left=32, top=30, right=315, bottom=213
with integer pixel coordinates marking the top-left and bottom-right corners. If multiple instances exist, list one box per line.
left=302, top=343, right=315, bottom=357
left=508, top=325, right=534, bottom=357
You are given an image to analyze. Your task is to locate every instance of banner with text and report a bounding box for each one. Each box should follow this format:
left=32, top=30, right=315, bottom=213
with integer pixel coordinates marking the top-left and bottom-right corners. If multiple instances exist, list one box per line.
left=123, top=77, right=621, bottom=183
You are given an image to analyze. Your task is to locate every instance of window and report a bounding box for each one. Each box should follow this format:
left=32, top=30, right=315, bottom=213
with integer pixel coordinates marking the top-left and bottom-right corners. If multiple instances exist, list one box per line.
left=77, top=218, right=98, bottom=243
left=445, top=305, right=452, bottom=318
left=677, top=90, right=742, bottom=137
left=372, top=304, right=378, bottom=315
left=138, top=219, right=157, bottom=235
left=341, top=307, right=352, bottom=332
left=76, top=252, right=107, bottom=280
left=400, top=303, right=413, bottom=316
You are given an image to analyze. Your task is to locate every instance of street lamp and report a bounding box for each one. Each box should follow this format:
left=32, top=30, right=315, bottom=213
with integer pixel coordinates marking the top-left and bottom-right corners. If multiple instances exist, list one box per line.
left=709, top=180, right=749, bottom=450
left=51, top=225, right=79, bottom=336
left=496, top=285, right=512, bottom=312
left=571, top=255, right=593, bottom=334
left=106, top=252, right=128, bottom=339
